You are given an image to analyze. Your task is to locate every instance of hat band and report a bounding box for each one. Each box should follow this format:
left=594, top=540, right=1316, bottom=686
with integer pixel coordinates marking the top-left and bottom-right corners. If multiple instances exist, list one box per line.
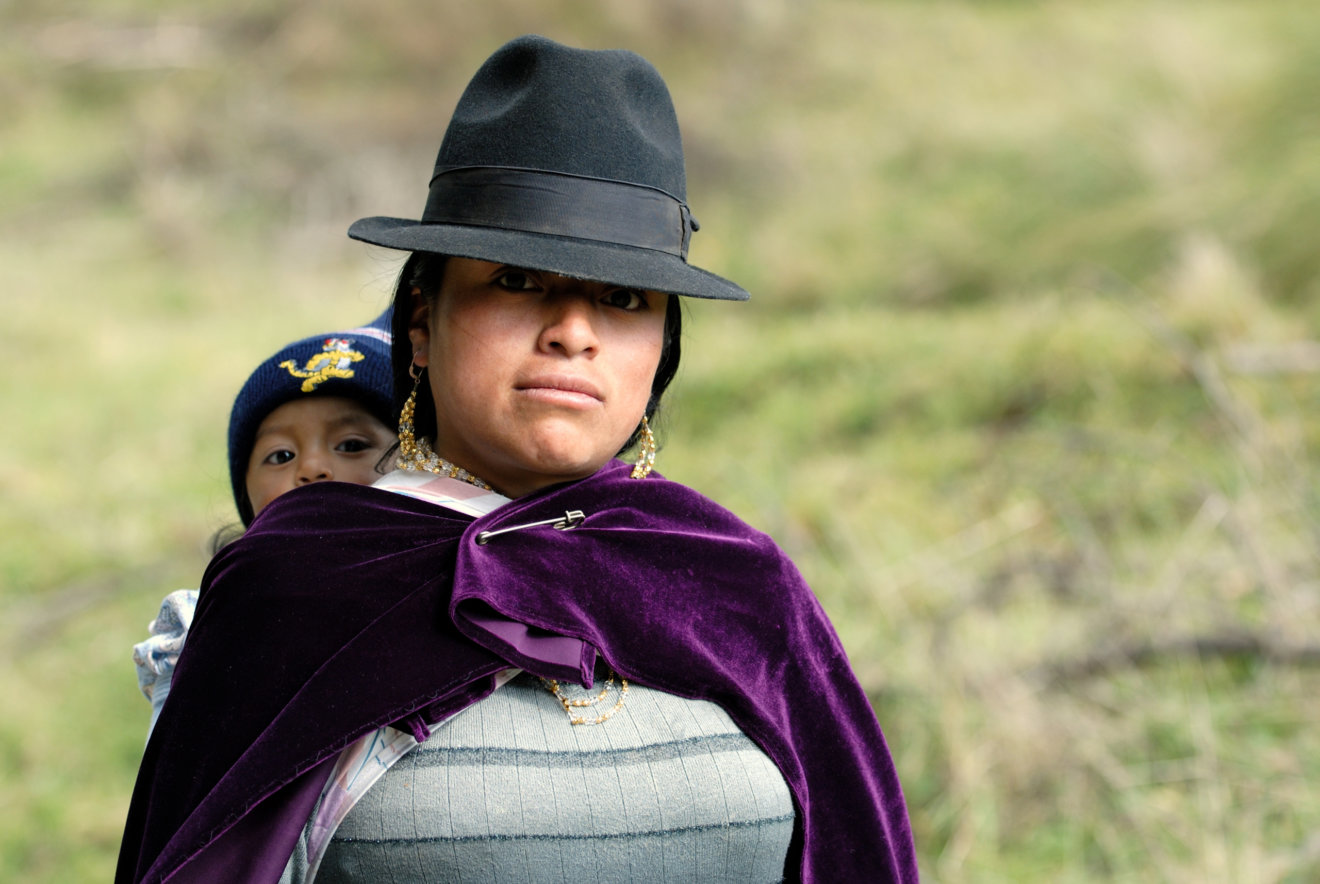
left=422, top=167, right=695, bottom=260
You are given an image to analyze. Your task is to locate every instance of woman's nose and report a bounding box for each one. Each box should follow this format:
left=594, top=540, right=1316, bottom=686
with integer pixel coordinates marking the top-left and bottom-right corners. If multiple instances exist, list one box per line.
left=539, top=295, right=600, bottom=357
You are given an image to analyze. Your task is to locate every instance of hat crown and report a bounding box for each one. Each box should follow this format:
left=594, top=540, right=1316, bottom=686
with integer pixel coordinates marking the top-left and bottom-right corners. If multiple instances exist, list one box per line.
left=432, top=35, right=686, bottom=199
left=347, top=35, right=749, bottom=301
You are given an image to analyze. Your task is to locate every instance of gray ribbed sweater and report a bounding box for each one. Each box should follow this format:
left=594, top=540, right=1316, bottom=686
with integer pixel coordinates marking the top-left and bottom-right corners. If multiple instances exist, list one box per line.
left=301, top=672, right=794, bottom=883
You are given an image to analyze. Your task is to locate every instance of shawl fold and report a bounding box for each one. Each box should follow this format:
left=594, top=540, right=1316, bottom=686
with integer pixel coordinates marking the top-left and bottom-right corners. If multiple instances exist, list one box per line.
left=117, top=460, right=918, bottom=883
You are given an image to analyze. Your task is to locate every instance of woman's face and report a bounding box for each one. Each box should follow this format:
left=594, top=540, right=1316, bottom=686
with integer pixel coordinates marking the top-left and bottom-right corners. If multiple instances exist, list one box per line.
left=244, top=396, right=394, bottom=518
left=410, top=257, right=668, bottom=498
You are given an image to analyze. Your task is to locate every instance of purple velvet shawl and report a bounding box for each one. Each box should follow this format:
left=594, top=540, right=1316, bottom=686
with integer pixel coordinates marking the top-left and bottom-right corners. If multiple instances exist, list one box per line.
left=117, top=460, right=917, bottom=883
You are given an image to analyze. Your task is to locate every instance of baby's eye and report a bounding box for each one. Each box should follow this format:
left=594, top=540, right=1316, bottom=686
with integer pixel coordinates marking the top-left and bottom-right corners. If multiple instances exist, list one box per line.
left=335, top=438, right=374, bottom=454
left=603, top=288, right=646, bottom=311
left=263, top=449, right=295, bottom=466
left=495, top=269, right=539, bottom=291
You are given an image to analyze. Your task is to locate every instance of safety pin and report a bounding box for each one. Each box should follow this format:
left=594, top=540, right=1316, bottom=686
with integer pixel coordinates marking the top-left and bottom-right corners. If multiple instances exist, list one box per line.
left=476, top=510, right=587, bottom=545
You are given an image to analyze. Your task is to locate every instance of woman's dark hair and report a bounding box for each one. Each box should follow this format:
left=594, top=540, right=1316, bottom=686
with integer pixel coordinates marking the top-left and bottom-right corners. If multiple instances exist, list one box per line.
left=390, top=252, right=683, bottom=455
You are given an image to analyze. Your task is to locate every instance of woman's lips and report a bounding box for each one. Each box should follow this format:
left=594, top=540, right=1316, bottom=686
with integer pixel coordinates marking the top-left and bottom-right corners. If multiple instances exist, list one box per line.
left=514, top=375, right=604, bottom=408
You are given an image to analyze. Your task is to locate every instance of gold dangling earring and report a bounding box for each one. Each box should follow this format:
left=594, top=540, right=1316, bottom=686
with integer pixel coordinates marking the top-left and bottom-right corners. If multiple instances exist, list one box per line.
left=394, top=355, right=494, bottom=489
left=397, top=356, right=423, bottom=468
left=630, top=415, right=656, bottom=480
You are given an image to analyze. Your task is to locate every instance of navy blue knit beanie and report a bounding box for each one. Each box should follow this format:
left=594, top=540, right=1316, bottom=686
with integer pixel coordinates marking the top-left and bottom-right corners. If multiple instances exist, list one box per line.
left=227, top=307, right=394, bottom=525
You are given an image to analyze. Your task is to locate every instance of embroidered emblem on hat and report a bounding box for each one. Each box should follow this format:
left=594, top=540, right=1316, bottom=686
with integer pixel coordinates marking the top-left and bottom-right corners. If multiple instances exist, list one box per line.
left=279, top=338, right=366, bottom=392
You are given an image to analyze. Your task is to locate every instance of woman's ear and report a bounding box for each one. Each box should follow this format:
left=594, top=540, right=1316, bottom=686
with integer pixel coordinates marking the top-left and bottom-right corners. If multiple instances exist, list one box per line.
left=407, top=287, right=431, bottom=367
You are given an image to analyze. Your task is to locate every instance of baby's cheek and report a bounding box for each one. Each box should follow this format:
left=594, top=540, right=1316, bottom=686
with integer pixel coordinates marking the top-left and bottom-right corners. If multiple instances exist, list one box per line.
left=341, top=458, right=388, bottom=487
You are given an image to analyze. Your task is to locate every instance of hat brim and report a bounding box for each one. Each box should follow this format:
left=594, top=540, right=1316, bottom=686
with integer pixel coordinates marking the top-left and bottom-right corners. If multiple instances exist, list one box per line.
left=348, top=217, right=749, bottom=302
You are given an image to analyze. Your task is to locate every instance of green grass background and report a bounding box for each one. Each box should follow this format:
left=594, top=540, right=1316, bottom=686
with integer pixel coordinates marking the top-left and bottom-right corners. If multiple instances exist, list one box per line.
left=4, top=1, right=1319, bottom=880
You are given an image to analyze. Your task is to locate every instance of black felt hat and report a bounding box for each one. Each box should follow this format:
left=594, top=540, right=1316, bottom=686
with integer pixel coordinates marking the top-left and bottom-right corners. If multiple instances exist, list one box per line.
left=348, top=34, right=748, bottom=301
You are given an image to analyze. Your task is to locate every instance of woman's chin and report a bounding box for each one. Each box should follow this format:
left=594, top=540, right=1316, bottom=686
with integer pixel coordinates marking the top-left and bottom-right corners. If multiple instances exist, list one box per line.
left=523, top=426, right=623, bottom=473
left=522, top=450, right=609, bottom=482
left=476, top=442, right=609, bottom=496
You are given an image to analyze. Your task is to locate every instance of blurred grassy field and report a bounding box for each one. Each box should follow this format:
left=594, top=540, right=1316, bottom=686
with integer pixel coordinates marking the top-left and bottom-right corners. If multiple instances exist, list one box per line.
left=4, top=0, right=1319, bottom=881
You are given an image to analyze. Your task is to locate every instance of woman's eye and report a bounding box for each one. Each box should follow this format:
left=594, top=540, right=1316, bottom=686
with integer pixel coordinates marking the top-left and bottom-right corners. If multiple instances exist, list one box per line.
left=495, top=270, right=538, bottom=291
left=603, top=288, right=646, bottom=311
left=263, top=449, right=295, bottom=466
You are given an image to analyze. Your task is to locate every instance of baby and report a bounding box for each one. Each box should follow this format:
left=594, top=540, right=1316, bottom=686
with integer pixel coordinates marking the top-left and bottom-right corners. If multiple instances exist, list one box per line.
left=133, top=309, right=396, bottom=736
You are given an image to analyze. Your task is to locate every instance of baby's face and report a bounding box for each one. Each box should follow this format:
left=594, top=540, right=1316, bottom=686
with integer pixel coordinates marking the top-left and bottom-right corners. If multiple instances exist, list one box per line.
left=245, top=396, right=394, bottom=518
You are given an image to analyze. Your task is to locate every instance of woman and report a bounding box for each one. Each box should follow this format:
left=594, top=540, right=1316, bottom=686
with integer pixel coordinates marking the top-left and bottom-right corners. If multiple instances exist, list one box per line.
left=118, top=35, right=918, bottom=883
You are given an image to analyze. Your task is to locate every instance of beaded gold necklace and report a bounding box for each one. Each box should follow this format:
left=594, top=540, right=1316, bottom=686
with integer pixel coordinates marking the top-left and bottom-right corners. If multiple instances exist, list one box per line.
left=396, top=435, right=493, bottom=491
left=541, top=670, right=630, bottom=726
left=395, top=379, right=493, bottom=490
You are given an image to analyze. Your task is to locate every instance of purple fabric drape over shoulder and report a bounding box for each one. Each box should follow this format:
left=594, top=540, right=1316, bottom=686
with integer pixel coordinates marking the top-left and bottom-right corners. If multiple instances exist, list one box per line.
left=117, top=461, right=918, bottom=883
